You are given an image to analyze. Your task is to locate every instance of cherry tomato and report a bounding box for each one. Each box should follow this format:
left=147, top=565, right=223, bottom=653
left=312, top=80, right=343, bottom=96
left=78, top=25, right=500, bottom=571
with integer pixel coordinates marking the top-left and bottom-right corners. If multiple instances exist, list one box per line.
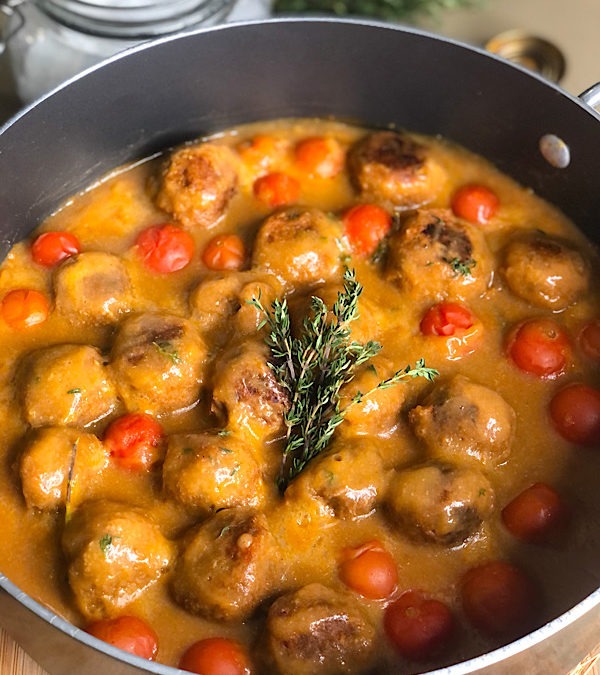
left=342, top=204, right=392, bottom=257
left=461, top=560, right=538, bottom=636
left=253, top=172, right=300, bottom=207
left=507, top=318, right=571, bottom=378
left=384, top=590, right=454, bottom=661
left=502, top=482, right=569, bottom=543
left=1, top=289, right=50, bottom=330
left=549, top=383, right=600, bottom=446
left=31, top=230, right=81, bottom=267
left=339, top=540, right=398, bottom=599
left=451, top=184, right=499, bottom=225
left=202, top=234, right=246, bottom=271
left=420, top=301, right=474, bottom=336
left=135, top=223, right=195, bottom=273
left=237, top=134, right=282, bottom=168
left=178, top=637, right=252, bottom=675
left=295, top=136, right=344, bottom=178
left=103, top=413, right=164, bottom=471
left=579, top=319, right=600, bottom=361
left=86, top=615, right=158, bottom=660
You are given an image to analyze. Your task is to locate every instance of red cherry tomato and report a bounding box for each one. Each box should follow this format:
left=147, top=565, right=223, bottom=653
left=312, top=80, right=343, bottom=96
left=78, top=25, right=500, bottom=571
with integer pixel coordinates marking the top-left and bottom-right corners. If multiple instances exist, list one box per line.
left=202, top=234, right=246, bottom=271
left=420, top=301, right=474, bottom=336
left=549, top=383, right=600, bottom=446
left=103, top=413, right=164, bottom=471
left=178, top=637, right=252, bottom=675
left=1, top=289, right=50, bottom=330
left=579, top=319, right=600, bottom=361
left=135, top=223, right=195, bottom=273
left=339, top=540, right=398, bottom=599
left=343, top=204, right=392, bottom=256
left=31, top=231, right=81, bottom=267
left=86, top=616, right=158, bottom=660
left=461, top=560, right=538, bottom=636
left=253, top=172, right=300, bottom=207
left=237, top=134, right=282, bottom=169
left=501, top=482, right=569, bottom=543
left=384, top=590, right=454, bottom=661
left=295, top=136, right=344, bottom=178
left=451, top=184, right=499, bottom=225
left=507, top=318, right=571, bottom=378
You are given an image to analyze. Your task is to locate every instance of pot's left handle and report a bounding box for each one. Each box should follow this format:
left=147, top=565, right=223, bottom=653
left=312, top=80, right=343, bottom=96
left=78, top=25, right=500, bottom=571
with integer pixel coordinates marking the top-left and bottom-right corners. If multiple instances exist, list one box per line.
left=580, top=82, right=600, bottom=114
left=0, top=0, right=25, bottom=56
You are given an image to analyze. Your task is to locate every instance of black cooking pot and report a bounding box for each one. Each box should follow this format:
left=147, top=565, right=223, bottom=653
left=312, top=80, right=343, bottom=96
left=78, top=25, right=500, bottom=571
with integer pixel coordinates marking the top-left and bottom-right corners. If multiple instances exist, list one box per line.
left=0, top=18, right=599, bottom=675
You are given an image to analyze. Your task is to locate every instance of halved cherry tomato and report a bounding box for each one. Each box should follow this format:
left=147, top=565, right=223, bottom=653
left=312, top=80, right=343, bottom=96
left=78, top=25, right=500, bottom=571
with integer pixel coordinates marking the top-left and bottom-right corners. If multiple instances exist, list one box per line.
left=420, top=301, right=474, bottom=336
left=502, top=482, right=569, bottom=543
left=507, top=318, right=571, bottom=378
left=579, top=319, right=600, bottom=361
left=135, top=223, right=195, bottom=273
left=1, top=289, right=50, bottom=329
left=178, top=637, right=252, bottom=675
left=342, top=204, right=392, bottom=257
left=103, top=413, right=164, bottom=471
left=461, top=560, right=538, bottom=636
left=237, top=134, right=282, bottom=169
left=253, top=172, right=300, bottom=207
left=31, top=230, right=81, bottom=267
left=86, top=615, right=158, bottom=660
left=549, top=383, right=600, bottom=446
left=384, top=590, right=454, bottom=660
left=295, top=136, right=344, bottom=178
left=451, top=184, right=499, bottom=225
left=202, top=234, right=246, bottom=271
left=339, top=540, right=398, bottom=599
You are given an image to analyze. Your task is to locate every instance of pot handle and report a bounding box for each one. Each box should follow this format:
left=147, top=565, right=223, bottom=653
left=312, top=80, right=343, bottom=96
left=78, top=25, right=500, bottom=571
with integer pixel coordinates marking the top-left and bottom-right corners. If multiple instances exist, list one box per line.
left=0, top=0, right=25, bottom=56
left=580, top=82, right=600, bottom=114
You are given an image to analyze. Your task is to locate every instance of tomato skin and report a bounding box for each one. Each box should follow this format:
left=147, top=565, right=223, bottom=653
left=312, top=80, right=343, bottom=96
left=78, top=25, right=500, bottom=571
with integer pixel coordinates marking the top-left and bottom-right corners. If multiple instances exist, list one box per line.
left=31, top=231, right=81, bottom=267
left=295, top=136, right=344, bottom=178
left=1, top=289, right=50, bottom=329
left=579, top=319, right=600, bottom=361
left=86, top=616, right=158, bottom=660
left=253, top=172, right=300, bottom=207
left=507, top=318, right=571, bottom=378
left=342, top=204, right=392, bottom=257
left=420, top=301, right=474, bottom=336
left=384, top=590, right=454, bottom=660
left=135, top=223, right=195, bottom=273
left=502, top=482, right=568, bottom=543
left=549, top=383, right=600, bottom=446
left=237, top=134, right=282, bottom=169
left=202, top=234, right=246, bottom=271
left=178, top=637, right=252, bottom=675
left=451, top=184, right=499, bottom=225
left=339, top=540, right=398, bottom=599
left=103, top=413, right=164, bottom=471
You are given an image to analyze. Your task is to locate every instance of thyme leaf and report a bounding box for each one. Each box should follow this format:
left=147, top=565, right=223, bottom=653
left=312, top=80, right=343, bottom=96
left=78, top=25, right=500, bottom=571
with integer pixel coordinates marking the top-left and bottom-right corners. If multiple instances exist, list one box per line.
left=153, top=340, right=182, bottom=364
left=445, top=256, right=477, bottom=277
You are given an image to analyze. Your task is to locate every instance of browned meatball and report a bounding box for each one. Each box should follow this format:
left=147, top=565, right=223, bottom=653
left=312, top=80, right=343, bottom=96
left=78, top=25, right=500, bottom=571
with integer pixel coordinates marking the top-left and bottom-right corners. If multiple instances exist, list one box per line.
left=252, top=208, right=343, bottom=287
left=110, top=312, right=207, bottom=415
left=501, top=232, right=590, bottom=309
left=347, top=130, right=447, bottom=208
left=264, top=583, right=376, bottom=675
left=172, top=509, right=277, bottom=621
left=155, top=142, right=239, bottom=228
left=386, top=462, right=494, bottom=544
left=162, top=432, right=267, bottom=514
left=20, top=427, right=107, bottom=511
left=54, top=252, right=133, bottom=325
left=385, top=208, right=492, bottom=301
left=21, top=344, right=118, bottom=428
left=409, top=375, right=516, bottom=468
left=62, top=500, right=174, bottom=620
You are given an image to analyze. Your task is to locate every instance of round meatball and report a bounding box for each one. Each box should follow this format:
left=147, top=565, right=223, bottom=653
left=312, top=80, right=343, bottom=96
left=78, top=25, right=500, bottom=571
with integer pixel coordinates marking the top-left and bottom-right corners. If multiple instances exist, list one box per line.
left=172, top=509, right=277, bottom=621
left=20, top=427, right=107, bottom=511
left=264, top=583, right=376, bottom=675
left=408, top=375, right=516, bottom=468
left=347, top=130, right=447, bottom=208
left=252, top=208, right=343, bottom=287
left=21, top=344, right=118, bottom=428
left=155, top=142, right=239, bottom=228
left=110, top=312, right=207, bottom=415
left=386, top=462, right=494, bottom=544
left=162, top=432, right=267, bottom=514
left=501, top=232, right=590, bottom=309
left=62, top=500, right=174, bottom=620
left=385, top=208, right=492, bottom=301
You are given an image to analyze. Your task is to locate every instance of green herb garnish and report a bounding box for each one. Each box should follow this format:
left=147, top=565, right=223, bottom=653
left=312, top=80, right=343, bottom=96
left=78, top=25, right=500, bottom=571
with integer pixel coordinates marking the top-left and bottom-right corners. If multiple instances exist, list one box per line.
left=99, top=534, right=113, bottom=554
left=153, top=340, right=182, bottom=364
left=67, top=388, right=82, bottom=394
left=445, top=256, right=477, bottom=277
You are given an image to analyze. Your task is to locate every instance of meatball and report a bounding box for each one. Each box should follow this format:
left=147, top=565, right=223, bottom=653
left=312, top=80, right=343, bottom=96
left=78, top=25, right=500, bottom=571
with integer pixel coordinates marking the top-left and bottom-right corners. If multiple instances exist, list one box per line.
left=19, top=427, right=107, bottom=511
left=264, top=583, right=376, bottom=675
left=408, top=375, right=516, bottom=468
left=21, top=344, right=118, bottom=428
left=347, top=130, right=447, bottom=208
left=54, top=252, right=133, bottom=324
left=501, top=232, right=590, bottom=309
left=252, top=208, right=343, bottom=287
left=155, top=142, right=239, bottom=228
left=172, top=509, right=277, bottom=621
left=386, top=462, right=494, bottom=544
left=385, top=208, right=492, bottom=301
left=62, top=500, right=174, bottom=620
left=162, top=432, right=267, bottom=514
left=110, top=312, right=207, bottom=415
